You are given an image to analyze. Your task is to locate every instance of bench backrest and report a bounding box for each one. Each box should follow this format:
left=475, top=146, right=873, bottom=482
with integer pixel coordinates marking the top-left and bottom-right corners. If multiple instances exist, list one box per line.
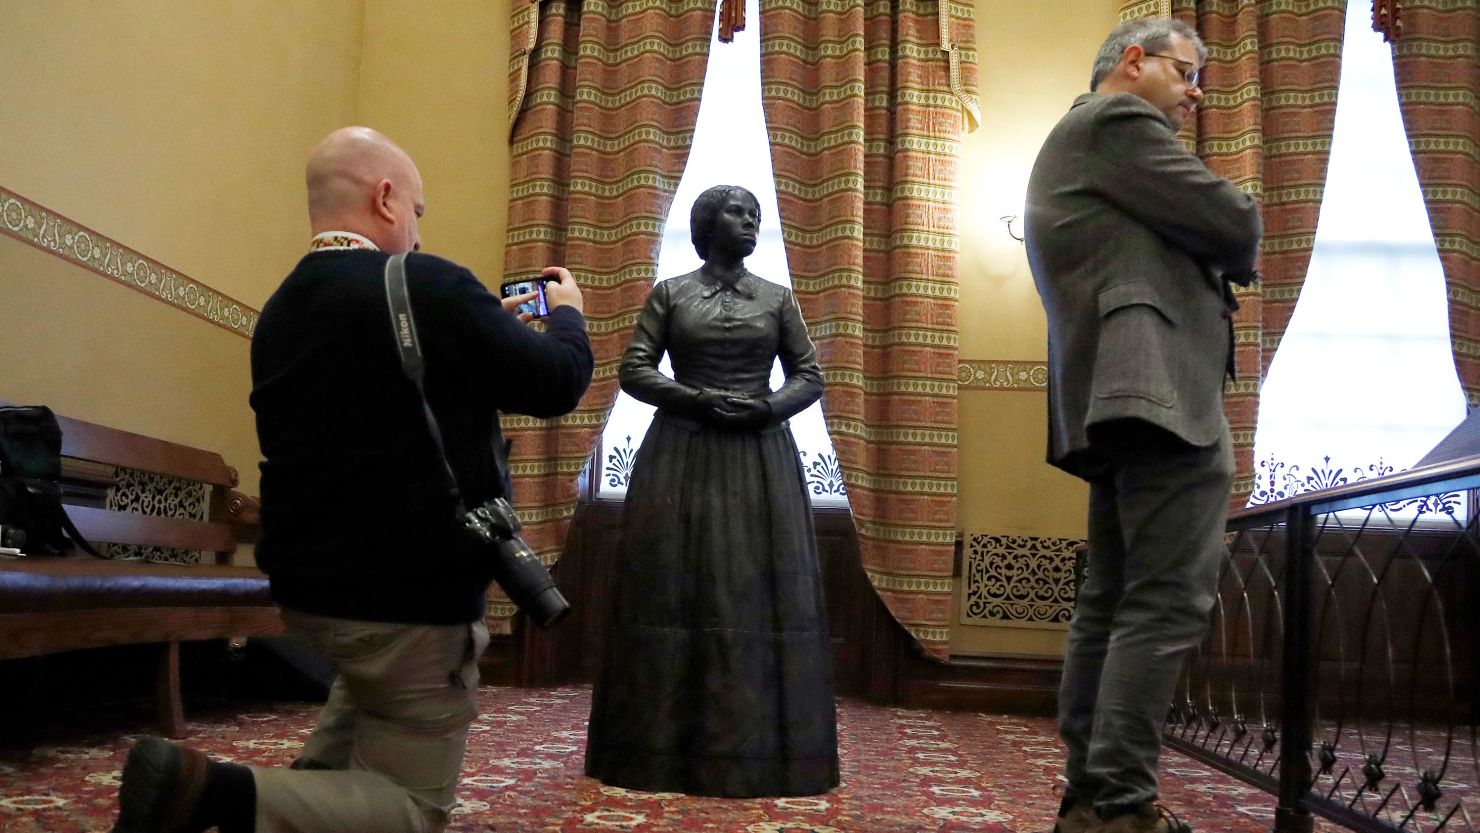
left=55, top=415, right=248, bottom=565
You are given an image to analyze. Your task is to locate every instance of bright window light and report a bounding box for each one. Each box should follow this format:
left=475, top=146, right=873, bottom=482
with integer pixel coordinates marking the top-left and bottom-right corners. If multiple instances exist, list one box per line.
left=595, top=0, right=848, bottom=507
left=1248, top=0, right=1466, bottom=520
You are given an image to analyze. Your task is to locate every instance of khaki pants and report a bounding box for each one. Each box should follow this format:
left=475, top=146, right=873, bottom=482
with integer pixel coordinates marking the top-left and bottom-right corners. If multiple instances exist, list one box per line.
left=250, top=609, right=489, bottom=833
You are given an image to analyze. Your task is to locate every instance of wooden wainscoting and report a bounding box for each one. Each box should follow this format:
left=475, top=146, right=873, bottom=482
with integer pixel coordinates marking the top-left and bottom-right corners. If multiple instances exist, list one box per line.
left=481, top=499, right=1063, bottom=715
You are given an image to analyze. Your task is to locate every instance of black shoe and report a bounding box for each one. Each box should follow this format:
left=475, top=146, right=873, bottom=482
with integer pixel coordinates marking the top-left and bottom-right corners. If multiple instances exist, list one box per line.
left=111, top=736, right=210, bottom=833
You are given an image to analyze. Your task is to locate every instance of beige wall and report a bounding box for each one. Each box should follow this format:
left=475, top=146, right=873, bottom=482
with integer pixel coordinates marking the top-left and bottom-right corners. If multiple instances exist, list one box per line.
left=4, top=0, right=1110, bottom=651
left=0, top=1, right=512, bottom=503
left=0, top=3, right=363, bottom=497
left=952, top=0, right=1121, bottom=655
left=0, top=2, right=364, bottom=306
left=358, top=0, right=513, bottom=282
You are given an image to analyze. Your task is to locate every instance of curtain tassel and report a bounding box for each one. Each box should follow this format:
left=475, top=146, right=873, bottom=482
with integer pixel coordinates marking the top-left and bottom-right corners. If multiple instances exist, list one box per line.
left=718, top=0, right=746, bottom=43
left=1372, top=0, right=1402, bottom=42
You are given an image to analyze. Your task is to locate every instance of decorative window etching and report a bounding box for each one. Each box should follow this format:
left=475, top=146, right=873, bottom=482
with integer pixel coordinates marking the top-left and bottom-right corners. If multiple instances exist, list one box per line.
left=799, top=450, right=847, bottom=498
left=961, top=533, right=1084, bottom=630
left=604, top=435, right=637, bottom=491
left=1247, top=454, right=1465, bottom=519
left=102, top=468, right=209, bottom=564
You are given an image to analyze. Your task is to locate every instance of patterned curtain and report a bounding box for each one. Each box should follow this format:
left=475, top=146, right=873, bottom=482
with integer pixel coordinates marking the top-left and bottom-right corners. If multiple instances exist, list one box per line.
left=500, top=0, right=713, bottom=633
left=758, top=0, right=979, bottom=660
left=1122, top=0, right=1347, bottom=505
left=1390, top=0, right=1480, bottom=405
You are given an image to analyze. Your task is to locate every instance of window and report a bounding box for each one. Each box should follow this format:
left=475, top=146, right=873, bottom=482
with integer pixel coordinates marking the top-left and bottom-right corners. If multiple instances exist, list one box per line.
left=1248, top=0, right=1466, bottom=519
left=593, top=0, right=848, bottom=507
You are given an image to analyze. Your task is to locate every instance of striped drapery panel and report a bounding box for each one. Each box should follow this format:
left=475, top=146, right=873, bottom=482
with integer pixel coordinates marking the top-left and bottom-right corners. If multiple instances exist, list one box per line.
left=500, top=0, right=713, bottom=633
left=1391, top=0, right=1479, bottom=405
left=758, top=0, right=979, bottom=659
left=1122, top=0, right=1345, bottom=504
left=1121, top=0, right=1174, bottom=19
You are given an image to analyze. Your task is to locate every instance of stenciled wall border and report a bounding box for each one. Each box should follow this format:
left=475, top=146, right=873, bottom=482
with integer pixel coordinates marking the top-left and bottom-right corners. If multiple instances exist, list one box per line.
left=957, top=359, right=1047, bottom=391
left=0, top=184, right=1043, bottom=362
left=0, top=186, right=258, bottom=338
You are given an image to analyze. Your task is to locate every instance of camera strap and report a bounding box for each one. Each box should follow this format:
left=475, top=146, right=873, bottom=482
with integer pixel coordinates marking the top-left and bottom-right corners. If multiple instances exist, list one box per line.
left=383, top=252, right=472, bottom=516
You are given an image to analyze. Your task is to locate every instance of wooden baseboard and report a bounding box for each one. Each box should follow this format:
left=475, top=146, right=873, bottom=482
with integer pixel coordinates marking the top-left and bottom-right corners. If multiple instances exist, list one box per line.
left=476, top=499, right=1069, bottom=716
left=903, top=653, right=1063, bottom=716
left=478, top=634, right=519, bottom=686
left=482, top=638, right=1064, bottom=719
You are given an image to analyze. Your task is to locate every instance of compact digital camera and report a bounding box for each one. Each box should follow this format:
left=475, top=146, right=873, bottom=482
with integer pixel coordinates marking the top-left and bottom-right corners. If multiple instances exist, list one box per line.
left=499, top=278, right=549, bottom=318
left=460, top=497, right=570, bottom=628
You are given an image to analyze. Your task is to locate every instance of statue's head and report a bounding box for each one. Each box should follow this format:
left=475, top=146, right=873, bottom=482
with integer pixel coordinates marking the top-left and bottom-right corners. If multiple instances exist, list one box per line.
left=690, top=185, right=761, bottom=260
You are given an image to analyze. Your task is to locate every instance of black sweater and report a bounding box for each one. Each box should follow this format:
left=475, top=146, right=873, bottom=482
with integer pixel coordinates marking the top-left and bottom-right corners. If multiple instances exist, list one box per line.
left=250, top=250, right=593, bottom=624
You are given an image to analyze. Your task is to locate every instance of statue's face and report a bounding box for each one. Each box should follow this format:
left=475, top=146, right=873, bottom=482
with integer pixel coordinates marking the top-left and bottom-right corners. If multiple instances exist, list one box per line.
left=709, top=191, right=759, bottom=259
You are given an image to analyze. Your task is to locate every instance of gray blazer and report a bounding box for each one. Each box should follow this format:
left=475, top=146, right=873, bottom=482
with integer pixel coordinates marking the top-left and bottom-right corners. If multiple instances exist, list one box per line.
left=1024, top=92, right=1262, bottom=478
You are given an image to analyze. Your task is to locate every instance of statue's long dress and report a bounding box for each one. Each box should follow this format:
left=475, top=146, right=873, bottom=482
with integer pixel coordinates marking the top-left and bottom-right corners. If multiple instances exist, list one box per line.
left=584, top=270, right=840, bottom=797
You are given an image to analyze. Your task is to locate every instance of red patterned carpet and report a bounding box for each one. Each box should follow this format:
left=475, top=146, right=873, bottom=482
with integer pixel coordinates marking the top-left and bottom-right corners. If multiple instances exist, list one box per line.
left=0, top=686, right=1321, bottom=832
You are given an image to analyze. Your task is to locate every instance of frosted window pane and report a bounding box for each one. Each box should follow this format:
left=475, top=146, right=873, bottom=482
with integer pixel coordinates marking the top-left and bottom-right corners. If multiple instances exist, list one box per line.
left=596, top=0, right=847, bottom=507
left=1248, top=0, right=1466, bottom=521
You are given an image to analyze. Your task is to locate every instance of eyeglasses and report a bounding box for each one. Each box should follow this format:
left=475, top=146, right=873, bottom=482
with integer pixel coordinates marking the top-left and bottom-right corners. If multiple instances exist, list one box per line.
left=1144, top=53, right=1201, bottom=87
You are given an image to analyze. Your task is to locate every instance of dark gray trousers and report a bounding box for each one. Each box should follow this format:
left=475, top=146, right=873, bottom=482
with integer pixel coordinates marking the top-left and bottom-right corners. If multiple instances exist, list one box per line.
left=1058, top=422, right=1233, bottom=812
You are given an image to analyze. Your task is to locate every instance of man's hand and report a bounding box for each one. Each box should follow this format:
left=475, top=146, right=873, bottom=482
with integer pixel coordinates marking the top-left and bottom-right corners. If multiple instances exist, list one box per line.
left=542, top=266, right=584, bottom=315
left=500, top=291, right=538, bottom=323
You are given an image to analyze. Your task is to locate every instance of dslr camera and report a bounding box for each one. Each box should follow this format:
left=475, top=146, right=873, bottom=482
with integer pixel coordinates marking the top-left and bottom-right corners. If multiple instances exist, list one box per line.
left=460, top=497, right=570, bottom=628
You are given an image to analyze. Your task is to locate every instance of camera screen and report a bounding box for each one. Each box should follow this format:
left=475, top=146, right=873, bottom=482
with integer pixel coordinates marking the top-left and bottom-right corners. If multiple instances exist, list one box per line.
left=500, top=279, right=548, bottom=317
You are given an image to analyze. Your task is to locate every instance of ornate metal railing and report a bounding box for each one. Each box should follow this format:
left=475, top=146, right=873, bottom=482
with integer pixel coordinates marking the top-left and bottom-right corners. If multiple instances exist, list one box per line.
left=1164, top=455, right=1480, bottom=833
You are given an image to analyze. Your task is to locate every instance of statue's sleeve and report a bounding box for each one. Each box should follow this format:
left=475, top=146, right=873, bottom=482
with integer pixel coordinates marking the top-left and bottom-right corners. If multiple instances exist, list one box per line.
left=618, top=281, right=706, bottom=416
left=764, top=288, right=824, bottom=423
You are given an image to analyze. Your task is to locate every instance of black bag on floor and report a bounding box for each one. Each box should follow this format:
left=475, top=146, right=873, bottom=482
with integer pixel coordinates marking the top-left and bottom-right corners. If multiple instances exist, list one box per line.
left=0, top=405, right=98, bottom=556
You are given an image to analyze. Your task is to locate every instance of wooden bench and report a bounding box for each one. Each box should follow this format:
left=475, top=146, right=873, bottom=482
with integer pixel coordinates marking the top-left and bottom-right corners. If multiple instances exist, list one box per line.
left=0, top=411, right=283, bottom=737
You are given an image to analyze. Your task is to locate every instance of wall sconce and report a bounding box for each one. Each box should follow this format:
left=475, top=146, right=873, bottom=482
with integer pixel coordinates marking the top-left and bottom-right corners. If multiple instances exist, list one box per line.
left=1000, top=214, right=1024, bottom=243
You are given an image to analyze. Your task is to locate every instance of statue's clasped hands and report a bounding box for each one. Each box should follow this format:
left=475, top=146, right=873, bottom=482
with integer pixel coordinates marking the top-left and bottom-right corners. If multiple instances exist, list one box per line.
left=698, top=389, right=771, bottom=429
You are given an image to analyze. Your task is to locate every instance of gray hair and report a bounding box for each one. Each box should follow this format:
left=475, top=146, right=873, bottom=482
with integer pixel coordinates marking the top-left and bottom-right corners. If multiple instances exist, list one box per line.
left=1089, top=18, right=1206, bottom=91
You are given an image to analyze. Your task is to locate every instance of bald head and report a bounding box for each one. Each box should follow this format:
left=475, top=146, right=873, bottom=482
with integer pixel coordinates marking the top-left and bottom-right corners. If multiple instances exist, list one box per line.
left=306, top=126, right=424, bottom=253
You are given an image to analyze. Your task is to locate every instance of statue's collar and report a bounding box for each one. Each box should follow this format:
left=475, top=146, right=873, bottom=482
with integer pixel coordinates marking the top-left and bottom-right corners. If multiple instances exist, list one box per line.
left=697, top=269, right=758, bottom=299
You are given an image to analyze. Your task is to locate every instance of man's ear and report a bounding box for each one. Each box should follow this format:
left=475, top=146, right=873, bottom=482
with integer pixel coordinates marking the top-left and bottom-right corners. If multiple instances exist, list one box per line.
left=1122, top=44, right=1146, bottom=80
left=373, top=179, right=396, bottom=224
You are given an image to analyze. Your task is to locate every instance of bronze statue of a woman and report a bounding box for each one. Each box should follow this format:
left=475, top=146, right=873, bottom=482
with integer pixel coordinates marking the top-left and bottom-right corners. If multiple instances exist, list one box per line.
left=584, top=185, right=840, bottom=797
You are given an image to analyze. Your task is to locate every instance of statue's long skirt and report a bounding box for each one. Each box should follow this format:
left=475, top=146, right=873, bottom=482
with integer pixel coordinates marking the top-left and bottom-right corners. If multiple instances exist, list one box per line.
left=584, top=412, right=840, bottom=797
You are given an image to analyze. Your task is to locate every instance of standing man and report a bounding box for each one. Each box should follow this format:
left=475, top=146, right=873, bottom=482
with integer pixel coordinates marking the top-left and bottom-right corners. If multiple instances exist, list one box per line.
left=107, top=126, right=593, bottom=833
left=1025, top=18, right=1261, bottom=833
